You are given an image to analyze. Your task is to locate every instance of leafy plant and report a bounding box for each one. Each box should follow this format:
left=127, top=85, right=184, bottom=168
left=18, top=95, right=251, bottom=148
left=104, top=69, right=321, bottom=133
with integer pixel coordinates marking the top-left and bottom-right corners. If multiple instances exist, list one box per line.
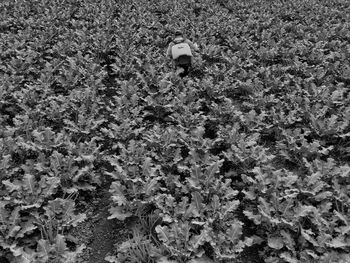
left=2, top=0, right=350, bottom=262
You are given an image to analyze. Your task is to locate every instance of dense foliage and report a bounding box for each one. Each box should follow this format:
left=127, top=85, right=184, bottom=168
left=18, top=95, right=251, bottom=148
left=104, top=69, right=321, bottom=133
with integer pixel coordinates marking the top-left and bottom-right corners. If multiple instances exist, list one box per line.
left=1, top=0, right=350, bottom=262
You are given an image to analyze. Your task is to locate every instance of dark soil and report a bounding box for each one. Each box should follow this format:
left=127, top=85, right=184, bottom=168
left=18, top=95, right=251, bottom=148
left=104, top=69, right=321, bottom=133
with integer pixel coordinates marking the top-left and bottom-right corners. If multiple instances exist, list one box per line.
left=71, top=183, right=130, bottom=263
left=237, top=244, right=265, bottom=263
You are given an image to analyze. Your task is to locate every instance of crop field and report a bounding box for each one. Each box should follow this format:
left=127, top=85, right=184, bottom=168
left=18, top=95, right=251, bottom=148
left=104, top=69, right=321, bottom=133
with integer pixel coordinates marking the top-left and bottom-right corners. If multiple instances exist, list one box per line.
left=1, top=0, right=350, bottom=262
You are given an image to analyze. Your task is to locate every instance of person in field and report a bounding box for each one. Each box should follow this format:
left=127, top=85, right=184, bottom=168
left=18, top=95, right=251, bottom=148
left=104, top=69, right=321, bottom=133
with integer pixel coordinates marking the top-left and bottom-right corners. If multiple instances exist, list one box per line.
left=166, top=30, right=199, bottom=77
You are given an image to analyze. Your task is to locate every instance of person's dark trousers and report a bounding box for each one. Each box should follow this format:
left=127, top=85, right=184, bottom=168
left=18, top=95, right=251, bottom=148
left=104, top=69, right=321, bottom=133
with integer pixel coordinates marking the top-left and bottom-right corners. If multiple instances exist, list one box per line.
left=175, top=55, right=192, bottom=78
left=178, top=64, right=190, bottom=77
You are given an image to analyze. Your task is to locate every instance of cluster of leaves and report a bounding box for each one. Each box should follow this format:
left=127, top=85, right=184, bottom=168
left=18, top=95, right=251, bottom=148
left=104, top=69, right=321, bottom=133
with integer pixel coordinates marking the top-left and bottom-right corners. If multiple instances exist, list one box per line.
left=105, top=0, right=350, bottom=262
left=1, top=0, right=114, bottom=261
left=1, top=0, right=350, bottom=262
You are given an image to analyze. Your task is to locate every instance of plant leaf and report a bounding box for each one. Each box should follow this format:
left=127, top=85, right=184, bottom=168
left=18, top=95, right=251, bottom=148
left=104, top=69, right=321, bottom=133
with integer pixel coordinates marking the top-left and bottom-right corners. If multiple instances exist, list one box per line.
left=155, top=225, right=170, bottom=243
left=326, top=237, right=348, bottom=248
left=108, top=206, right=132, bottom=221
left=268, top=235, right=284, bottom=249
left=191, top=192, right=203, bottom=215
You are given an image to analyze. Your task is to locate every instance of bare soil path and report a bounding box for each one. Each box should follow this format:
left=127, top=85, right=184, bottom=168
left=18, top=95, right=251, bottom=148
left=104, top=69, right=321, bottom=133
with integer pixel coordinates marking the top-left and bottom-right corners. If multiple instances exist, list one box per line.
left=72, top=183, right=129, bottom=263
left=87, top=191, right=124, bottom=263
